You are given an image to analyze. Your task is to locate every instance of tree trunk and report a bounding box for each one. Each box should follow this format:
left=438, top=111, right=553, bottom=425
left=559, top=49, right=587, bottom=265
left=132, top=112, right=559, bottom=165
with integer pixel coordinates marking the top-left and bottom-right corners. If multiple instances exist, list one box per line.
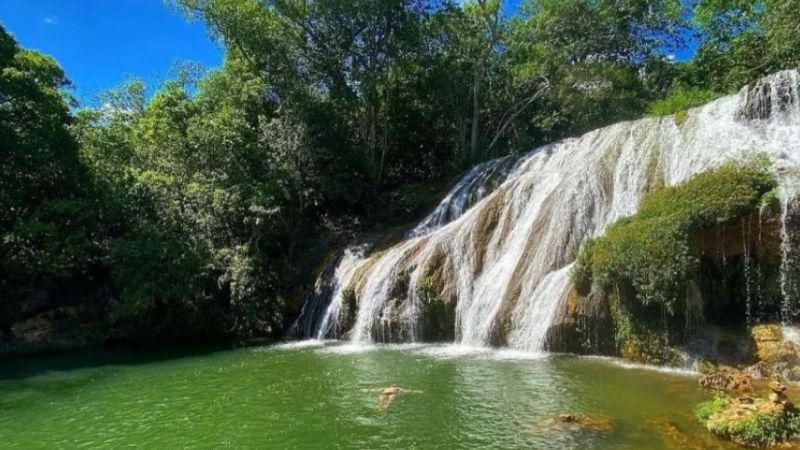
left=470, top=65, right=482, bottom=163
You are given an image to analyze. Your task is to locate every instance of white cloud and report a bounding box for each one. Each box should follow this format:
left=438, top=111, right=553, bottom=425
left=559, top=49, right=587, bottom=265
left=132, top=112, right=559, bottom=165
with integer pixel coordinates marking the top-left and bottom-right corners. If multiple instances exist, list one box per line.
left=43, top=15, right=59, bottom=25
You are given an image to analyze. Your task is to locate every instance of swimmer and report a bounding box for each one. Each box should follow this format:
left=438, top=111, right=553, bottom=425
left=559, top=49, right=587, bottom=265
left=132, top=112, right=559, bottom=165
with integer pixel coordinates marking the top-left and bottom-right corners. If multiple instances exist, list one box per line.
left=371, top=384, right=422, bottom=410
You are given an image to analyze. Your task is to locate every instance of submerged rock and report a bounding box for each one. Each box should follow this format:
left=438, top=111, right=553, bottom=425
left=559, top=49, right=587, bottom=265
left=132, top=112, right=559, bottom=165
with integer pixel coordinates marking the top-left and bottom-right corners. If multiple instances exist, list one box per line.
left=649, top=417, right=708, bottom=450
left=540, top=413, right=615, bottom=434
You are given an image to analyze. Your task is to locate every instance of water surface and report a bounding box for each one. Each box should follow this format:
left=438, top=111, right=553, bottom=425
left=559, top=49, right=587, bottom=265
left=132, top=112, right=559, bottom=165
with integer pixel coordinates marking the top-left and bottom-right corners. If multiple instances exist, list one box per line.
left=0, top=342, right=735, bottom=449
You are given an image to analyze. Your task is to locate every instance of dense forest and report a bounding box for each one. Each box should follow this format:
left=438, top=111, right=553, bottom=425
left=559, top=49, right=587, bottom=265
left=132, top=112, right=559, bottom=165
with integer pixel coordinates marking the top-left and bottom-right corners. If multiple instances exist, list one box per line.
left=1, top=0, right=799, bottom=350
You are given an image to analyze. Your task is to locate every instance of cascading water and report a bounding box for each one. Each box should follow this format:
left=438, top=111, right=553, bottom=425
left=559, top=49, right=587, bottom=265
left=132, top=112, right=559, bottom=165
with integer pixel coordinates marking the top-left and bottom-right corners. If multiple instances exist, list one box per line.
left=780, top=191, right=794, bottom=324
left=409, top=155, right=520, bottom=238
left=290, top=239, right=373, bottom=339
left=314, top=242, right=372, bottom=339
left=743, top=218, right=754, bottom=325
left=301, top=70, right=800, bottom=352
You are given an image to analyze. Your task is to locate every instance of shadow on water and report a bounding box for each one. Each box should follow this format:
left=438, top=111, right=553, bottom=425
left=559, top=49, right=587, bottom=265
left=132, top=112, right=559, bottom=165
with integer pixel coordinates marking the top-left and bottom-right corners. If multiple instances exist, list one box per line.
left=0, top=342, right=234, bottom=381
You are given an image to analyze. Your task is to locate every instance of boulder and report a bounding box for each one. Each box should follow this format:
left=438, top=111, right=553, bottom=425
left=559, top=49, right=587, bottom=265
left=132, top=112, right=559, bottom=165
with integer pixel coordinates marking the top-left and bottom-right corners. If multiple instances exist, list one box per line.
left=10, top=316, right=53, bottom=345
left=752, top=325, right=800, bottom=366
left=699, top=368, right=754, bottom=391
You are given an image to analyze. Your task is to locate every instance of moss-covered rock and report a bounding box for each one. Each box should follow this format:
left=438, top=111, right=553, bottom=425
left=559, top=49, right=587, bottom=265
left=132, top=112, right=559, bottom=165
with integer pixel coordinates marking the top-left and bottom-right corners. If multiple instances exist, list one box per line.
left=752, top=325, right=800, bottom=367
left=696, top=389, right=800, bottom=447
left=569, top=158, right=780, bottom=365
left=575, top=157, right=776, bottom=311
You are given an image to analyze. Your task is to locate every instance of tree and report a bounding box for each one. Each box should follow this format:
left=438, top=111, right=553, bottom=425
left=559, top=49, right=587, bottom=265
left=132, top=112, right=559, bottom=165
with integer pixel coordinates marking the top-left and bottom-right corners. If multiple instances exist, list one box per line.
left=0, top=25, right=108, bottom=337
left=690, top=0, right=800, bottom=92
left=459, top=0, right=502, bottom=161
left=506, top=0, right=686, bottom=138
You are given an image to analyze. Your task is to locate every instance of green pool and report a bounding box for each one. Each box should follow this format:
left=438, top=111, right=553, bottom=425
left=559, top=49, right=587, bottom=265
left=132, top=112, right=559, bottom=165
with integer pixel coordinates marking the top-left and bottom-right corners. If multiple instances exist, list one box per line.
left=0, top=341, right=735, bottom=449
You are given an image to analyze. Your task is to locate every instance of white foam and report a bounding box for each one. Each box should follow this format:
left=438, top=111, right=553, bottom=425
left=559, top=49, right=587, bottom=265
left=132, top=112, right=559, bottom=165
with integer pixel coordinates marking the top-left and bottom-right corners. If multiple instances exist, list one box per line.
left=580, top=355, right=699, bottom=377
left=267, top=339, right=332, bottom=350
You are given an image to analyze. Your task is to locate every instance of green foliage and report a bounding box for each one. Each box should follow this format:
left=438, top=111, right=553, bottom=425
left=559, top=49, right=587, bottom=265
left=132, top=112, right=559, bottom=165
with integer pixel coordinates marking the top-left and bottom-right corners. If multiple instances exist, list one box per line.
left=0, top=24, right=104, bottom=333
left=722, top=412, right=800, bottom=448
left=108, top=232, right=209, bottom=322
left=698, top=397, right=800, bottom=447
left=647, top=89, right=720, bottom=118
left=687, top=0, right=800, bottom=93
left=504, top=0, right=687, bottom=141
left=695, top=394, right=730, bottom=422
left=575, top=158, right=776, bottom=311
left=606, top=290, right=680, bottom=364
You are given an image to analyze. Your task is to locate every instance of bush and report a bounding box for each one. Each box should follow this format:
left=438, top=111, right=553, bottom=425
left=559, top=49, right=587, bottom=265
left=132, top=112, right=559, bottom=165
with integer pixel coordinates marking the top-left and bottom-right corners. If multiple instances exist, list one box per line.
left=647, top=88, right=720, bottom=118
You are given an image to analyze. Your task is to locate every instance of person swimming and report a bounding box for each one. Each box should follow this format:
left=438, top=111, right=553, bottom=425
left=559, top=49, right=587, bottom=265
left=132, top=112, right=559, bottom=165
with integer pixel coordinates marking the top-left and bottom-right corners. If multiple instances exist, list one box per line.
left=372, top=385, right=422, bottom=410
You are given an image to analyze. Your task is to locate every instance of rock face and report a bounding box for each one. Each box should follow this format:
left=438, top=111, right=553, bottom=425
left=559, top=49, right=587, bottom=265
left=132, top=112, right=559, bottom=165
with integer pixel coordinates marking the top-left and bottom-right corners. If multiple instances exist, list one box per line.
left=10, top=316, right=54, bottom=345
left=546, top=198, right=796, bottom=368
left=746, top=325, right=800, bottom=382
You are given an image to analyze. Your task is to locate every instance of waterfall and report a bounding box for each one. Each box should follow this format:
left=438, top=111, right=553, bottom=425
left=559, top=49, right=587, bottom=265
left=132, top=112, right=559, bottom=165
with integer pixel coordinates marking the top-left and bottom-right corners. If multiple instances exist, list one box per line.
left=409, top=155, right=520, bottom=238
left=301, top=70, right=800, bottom=351
left=780, top=194, right=793, bottom=324
left=743, top=218, right=754, bottom=325
left=315, top=242, right=372, bottom=339
left=290, top=239, right=373, bottom=339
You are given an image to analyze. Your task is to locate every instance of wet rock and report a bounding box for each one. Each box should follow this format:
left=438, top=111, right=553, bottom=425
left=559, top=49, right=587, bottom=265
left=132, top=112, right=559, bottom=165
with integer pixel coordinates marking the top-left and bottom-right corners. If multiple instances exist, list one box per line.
left=745, top=325, right=800, bottom=383
left=699, top=358, right=720, bottom=375
left=699, top=368, right=754, bottom=392
left=745, top=361, right=771, bottom=381
left=649, top=417, right=707, bottom=450
left=737, top=78, right=773, bottom=120
left=736, top=71, right=800, bottom=121
left=541, top=413, right=615, bottom=434
left=752, top=325, right=800, bottom=366
left=771, top=382, right=788, bottom=394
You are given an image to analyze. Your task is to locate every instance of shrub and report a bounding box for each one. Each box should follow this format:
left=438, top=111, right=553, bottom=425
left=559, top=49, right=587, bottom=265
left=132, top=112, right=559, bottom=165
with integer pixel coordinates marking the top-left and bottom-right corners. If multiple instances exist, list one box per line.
left=647, top=88, right=720, bottom=118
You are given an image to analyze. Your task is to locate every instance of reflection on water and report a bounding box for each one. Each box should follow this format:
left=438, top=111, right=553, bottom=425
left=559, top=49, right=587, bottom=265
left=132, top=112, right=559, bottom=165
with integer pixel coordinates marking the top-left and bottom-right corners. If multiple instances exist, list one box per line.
left=0, top=342, right=737, bottom=449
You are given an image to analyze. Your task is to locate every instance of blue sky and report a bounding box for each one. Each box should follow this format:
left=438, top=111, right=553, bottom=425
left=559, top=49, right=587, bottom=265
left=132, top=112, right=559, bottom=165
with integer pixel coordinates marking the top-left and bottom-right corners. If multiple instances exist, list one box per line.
left=0, top=1, right=523, bottom=104
left=0, top=0, right=223, bottom=105
left=0, top=0, right=691, bottom=105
